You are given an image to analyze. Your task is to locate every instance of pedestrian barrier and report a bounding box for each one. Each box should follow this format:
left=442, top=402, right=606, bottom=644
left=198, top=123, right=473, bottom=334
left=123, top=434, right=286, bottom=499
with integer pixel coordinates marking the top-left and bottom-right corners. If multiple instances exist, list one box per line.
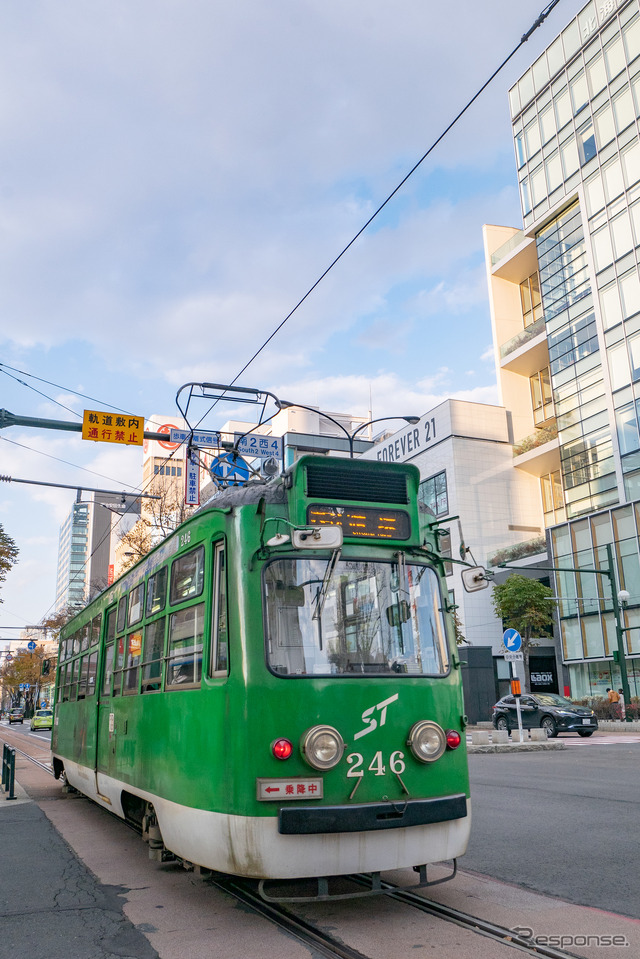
left=2, top=743, right=16, bottom=800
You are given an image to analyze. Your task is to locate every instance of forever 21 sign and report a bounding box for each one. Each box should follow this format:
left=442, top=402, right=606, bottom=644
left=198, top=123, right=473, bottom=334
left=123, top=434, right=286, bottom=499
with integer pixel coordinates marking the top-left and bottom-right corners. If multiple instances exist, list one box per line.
left=374, top=415, right=438, bottom=464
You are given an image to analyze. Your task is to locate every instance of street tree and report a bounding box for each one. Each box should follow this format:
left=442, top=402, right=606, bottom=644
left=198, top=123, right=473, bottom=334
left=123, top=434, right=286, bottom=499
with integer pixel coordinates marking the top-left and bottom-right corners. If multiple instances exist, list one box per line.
left=492, top=573, right=554, bottom=692
left=0, top=523, right=19, bottom=603
left=117, top=478, right=196, bottom=571
left=0, top=645, right=53, bottom=714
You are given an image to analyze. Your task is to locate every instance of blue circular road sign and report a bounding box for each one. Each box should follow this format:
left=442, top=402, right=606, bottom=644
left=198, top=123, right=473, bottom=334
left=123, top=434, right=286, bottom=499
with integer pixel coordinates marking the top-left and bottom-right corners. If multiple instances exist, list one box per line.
left=503, top=628, right=522, bottom=652
left=27, top=641, right=37, bottom=651
left=209, top=452, right=250, bottom=485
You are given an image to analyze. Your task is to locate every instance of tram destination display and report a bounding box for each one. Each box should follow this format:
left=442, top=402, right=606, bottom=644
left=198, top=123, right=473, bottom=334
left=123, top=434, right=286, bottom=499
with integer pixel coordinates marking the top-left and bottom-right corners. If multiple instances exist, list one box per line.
left=307, top=504, right=410, bottom=539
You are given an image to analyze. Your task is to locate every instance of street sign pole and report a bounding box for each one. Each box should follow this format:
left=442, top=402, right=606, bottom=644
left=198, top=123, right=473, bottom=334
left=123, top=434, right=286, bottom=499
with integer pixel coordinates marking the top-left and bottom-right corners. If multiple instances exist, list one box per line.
left=511, top=661, right=524, bottom=743
left=503, top=629, right=524, bottom=743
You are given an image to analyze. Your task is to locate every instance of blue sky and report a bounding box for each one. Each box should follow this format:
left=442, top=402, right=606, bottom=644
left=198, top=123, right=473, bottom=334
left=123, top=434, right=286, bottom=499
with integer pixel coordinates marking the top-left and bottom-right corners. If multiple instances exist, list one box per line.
left=0, top=0, right=588, bottom=629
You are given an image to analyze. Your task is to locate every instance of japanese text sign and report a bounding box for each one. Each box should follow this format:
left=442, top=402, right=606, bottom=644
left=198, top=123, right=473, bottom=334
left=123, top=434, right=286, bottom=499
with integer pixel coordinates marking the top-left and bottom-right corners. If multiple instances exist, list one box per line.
left=82, top=410, right=144, bottom=446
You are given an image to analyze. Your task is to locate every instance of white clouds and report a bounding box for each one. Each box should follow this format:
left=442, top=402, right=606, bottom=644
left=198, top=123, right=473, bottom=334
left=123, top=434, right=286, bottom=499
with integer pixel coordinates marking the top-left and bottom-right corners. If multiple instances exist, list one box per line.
left=269, top=369, right=499, bottom=422
left=0, top=1, right=587, bottom=623
left=0, top=1, right=579, bottom=358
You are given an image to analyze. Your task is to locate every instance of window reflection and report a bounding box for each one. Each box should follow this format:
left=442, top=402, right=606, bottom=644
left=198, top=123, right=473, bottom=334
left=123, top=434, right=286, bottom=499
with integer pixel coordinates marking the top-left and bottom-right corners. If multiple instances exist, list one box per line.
left=264, top=558, right=449, bottom=677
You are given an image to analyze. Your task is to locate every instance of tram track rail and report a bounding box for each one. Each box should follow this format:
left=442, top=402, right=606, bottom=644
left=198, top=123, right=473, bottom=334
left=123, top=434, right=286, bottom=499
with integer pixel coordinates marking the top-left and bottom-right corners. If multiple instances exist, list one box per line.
left=351, top=875, right=584, bottom=959
left=0, top=730, right=594, bottom=959
left=0, top=727, right=54, bottom=774
left=211, top=874, right=586, bottom=959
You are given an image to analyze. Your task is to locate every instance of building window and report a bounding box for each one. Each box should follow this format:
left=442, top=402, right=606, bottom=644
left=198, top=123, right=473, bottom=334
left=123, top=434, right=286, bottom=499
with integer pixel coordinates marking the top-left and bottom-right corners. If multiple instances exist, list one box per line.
left=520, top=272, right=543, bottom=328
left=419, top=471, right=448, bottom=517
left=578, top=121, right=597, bottom=165
left=530, top=367, right=554, bottom=425
left=541, top=471, right=565, bottom=525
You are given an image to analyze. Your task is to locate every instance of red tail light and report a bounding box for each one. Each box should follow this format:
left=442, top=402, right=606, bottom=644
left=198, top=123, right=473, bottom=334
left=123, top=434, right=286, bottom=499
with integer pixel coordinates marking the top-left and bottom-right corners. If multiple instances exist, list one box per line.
left=272, top=738, right=293, bottom=760
left=445, top=729, right=462, bottom=750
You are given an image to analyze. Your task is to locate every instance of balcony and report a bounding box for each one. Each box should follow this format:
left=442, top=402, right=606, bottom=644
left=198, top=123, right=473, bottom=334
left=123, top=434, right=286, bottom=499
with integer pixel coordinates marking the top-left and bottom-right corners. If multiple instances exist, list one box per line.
left=491, top=230, right=525, bottom=267
left=513, top=423, right=560, bottom=477
left=488, top=536, right=547, bottom=568
left=500, top=315, right=545, bottom=361
left=513, top=423, right=557, bottom=456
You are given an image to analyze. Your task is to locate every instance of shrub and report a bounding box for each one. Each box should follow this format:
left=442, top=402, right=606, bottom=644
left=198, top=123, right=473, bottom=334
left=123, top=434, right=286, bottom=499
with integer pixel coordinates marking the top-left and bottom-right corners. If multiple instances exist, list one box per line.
left=575, top=696, right=639, bottom=720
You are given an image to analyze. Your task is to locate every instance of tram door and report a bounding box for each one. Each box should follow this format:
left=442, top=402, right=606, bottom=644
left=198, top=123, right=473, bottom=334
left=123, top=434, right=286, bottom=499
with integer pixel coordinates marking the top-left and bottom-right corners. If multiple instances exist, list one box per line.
left=95, top=607, right=118, bottom=782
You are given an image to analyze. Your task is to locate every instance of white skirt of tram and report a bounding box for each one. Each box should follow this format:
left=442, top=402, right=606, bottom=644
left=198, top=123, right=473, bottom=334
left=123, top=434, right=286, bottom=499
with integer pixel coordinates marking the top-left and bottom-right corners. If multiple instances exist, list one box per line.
left=61, top=760, right=471, bottom=879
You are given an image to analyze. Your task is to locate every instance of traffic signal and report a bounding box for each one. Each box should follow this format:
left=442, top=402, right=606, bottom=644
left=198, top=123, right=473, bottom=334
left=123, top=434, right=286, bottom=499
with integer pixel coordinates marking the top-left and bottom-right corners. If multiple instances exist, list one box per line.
left=42, top=659, right=50, bottom=675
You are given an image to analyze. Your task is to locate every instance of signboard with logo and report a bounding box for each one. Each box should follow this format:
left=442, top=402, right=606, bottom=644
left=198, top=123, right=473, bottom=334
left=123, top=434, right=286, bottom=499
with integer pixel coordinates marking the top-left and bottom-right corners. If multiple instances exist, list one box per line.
left=143, top=417, right=186, bottom=460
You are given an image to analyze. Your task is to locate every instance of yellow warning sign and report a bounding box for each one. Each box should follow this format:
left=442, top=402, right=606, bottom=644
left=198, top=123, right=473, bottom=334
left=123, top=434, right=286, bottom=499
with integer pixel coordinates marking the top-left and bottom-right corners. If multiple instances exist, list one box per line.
left=82, top=410, right=144, bottom=446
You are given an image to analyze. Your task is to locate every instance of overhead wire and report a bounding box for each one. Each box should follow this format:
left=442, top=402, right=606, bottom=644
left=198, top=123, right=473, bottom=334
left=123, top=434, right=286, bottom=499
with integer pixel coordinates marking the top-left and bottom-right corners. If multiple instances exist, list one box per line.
left=199, top=0, right=564, bottom=418
left=0, top=435, right=146, bottom=491
left=0, top=361, right=138, bottom=417
left=2, top=0, right=566, bottom=629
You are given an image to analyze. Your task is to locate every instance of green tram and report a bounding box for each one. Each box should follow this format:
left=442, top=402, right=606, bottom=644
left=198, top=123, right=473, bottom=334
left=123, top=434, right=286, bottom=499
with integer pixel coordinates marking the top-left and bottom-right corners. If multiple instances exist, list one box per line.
left=52, top=455, right=470, bottom=896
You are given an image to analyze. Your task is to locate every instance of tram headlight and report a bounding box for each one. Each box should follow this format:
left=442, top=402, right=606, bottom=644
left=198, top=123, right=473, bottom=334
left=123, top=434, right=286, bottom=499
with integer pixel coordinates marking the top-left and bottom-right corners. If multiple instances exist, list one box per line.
left=407, top=720, right=446, bottom=763
left=301, top=725, right=345, bottom=771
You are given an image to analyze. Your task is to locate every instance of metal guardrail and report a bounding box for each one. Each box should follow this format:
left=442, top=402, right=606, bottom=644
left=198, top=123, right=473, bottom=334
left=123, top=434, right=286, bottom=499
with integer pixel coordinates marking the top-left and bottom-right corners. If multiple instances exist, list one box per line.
left=2, top=743, right=16, bottom=800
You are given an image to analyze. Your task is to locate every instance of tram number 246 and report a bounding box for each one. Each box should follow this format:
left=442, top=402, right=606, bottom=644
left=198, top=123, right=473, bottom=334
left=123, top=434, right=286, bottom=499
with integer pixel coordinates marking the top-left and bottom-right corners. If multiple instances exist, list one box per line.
left=347, top=751, right=406, bottom=778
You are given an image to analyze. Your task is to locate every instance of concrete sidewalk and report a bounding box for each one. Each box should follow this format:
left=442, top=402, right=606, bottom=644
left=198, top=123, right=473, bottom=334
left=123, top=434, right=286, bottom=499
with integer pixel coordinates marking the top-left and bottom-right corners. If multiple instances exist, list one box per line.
left=0, top=771, right=159, bottom=959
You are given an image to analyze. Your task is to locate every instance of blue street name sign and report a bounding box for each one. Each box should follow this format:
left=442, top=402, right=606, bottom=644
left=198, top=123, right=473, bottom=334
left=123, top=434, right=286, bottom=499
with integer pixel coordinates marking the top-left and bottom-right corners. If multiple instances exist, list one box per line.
left=503, top=628, right=522, bottom=652
left=169, top=428, right=221, bottom=447
left=234, top=433, right=283, bottom=460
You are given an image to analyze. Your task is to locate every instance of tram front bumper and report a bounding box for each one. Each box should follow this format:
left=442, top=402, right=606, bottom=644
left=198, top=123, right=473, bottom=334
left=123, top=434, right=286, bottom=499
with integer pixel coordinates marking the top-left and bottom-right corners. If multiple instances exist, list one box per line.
left=278, top=794, right=468, bottom=834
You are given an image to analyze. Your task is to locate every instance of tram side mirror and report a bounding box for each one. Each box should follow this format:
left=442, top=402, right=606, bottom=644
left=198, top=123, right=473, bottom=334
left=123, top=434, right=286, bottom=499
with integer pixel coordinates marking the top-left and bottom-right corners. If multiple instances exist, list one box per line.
left=385, top=600, right=411, bottom=627
left=461, top=566, right=489, bottom=593
left=292, top=527, right=343, bottom=549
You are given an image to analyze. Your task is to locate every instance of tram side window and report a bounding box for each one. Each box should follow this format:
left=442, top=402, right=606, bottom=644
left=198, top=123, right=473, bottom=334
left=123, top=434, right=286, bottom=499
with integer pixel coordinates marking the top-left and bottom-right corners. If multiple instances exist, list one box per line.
left=129, top=583, right=144, bottom=626
left=142, top=618, right=165, bottom=692
left=59, top=664, right=68, bottom=702
left=101, top=644, right=115, bottom=696
left=80, top=623, right=90, bottom=652
left=77, top=656, right=89, bottom=699
left=106, top=607, right=116, bottom=643
left=123, top=631, right=142, bottom=693
left=68, top=659, right=78, bottom=702
left=146, top=567, right=167, bottom=616
left=117, top=596, right=128, bottom=633
left=86, top=652, right=98, bottom=696
left=170, top=546, right=205, bottom=604
left=166, top=603, right=204, bottom=687
left=73, top=629, right=83, bottom=656
left=90, top=613, right=102, bottom=646
left=112, top=635, right=126, bottom=696
left=210, top=543, right=228, bottom=676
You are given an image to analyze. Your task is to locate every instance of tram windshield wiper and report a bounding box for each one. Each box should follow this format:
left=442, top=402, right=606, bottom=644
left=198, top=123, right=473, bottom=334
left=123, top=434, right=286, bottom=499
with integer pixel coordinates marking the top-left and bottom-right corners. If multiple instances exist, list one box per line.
left=312, top=548, right=341, bottom=622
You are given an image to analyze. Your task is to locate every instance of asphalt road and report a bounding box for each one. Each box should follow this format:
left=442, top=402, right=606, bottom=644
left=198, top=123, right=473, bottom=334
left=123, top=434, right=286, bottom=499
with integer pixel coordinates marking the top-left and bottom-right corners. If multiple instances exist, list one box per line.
left=464, top=743, right=640, bottom=919
left=5, top=722, right=640, bottom=920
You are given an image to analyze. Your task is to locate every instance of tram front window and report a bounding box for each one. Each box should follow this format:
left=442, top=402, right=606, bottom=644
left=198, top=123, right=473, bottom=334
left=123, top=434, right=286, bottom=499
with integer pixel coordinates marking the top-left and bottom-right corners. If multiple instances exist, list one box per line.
left=264, top=558, right=449, bottom=677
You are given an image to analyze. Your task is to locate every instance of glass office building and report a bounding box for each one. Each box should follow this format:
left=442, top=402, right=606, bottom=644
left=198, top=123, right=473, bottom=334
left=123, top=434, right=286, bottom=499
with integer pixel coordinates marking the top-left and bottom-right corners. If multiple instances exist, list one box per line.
left=485, top=0, right=640, bottom=696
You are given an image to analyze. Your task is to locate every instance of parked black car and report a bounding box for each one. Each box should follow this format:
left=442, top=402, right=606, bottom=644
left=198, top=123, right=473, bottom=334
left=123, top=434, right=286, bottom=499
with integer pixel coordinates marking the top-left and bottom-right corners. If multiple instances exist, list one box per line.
left=8, top=707, right=24, bottom=725
left=492, top=693, right=598, bottom=738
